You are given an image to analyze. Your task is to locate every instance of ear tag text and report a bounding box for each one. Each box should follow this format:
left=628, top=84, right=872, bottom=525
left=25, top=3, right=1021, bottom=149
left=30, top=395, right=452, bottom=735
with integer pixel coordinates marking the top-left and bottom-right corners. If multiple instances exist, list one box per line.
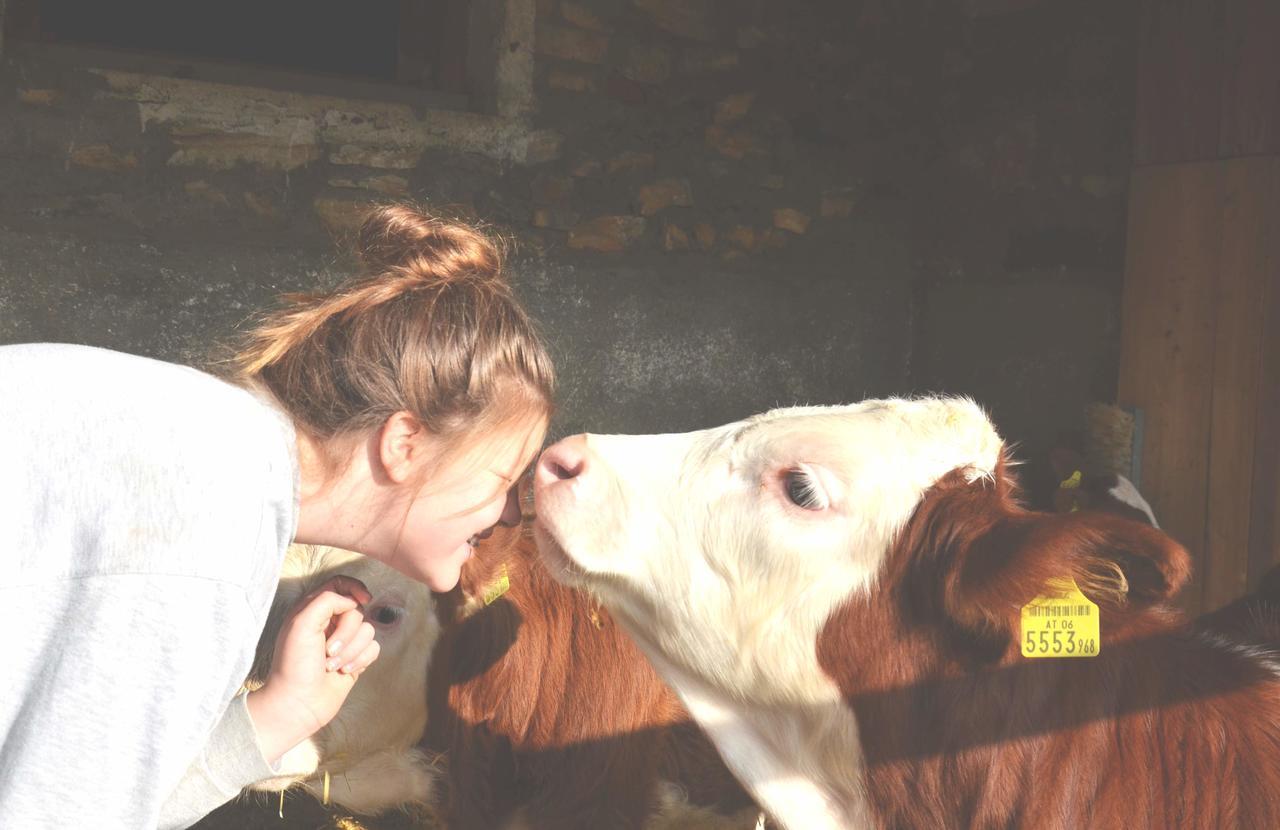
left=482, top=564, right=511, bottom=606
left=1021, top=577, right=1100, bottom=658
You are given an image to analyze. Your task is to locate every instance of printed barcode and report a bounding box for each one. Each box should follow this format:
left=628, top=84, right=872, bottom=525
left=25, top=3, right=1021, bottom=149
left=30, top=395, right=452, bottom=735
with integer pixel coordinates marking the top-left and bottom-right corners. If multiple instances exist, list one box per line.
left=1029, top=605, right=1092, bottom=617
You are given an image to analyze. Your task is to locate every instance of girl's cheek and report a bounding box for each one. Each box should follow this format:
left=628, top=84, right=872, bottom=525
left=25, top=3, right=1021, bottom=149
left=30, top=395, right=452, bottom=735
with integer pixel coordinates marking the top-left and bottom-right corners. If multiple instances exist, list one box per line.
left=484, top=497, right=508, bottom=526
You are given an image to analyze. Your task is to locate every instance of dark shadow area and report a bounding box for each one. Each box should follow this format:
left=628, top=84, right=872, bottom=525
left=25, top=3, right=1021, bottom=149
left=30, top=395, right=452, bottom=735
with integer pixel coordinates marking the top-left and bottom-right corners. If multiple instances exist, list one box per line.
left=850, top=622, right=1278, bottom=766
left=33, top=0, right=401, bottom=81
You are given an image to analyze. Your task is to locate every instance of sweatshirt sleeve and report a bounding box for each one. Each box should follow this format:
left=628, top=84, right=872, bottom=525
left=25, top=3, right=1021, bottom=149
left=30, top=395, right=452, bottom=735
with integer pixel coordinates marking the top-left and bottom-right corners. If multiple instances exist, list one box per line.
left=0, top=575, right=272, bottom=829
left=0, top=344, right=300, bottom=829
left=156, top=693, right=280, bottom=830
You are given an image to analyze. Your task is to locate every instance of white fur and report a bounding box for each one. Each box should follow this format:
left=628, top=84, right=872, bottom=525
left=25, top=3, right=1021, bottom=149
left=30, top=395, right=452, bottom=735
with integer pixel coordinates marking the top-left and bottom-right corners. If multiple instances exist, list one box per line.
left=1107, top=474, right=1160, bottom=528
left=534, top=398, right=1004, bottom=830
left=648, top=781, right=769, bottom=830
left=300, top=746, right=438, bottom=815
left=246, top=545, right=439, bottom=812
left=1193, top=629, right=1280, bottom=679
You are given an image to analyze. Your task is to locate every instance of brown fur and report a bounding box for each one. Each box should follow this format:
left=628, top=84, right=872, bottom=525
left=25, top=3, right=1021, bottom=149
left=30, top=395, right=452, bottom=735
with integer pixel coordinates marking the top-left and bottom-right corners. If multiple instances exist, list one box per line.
left=817, top=456, right=1280, bottom=829
left=424, top=525, right=751, bottom=829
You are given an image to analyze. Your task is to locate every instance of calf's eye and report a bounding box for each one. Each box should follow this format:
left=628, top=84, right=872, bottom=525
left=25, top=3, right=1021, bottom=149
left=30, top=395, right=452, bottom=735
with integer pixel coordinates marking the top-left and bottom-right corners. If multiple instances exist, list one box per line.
left=371, top=605, right=405, bottom=626
left=784, top=468, right=828, bottom=511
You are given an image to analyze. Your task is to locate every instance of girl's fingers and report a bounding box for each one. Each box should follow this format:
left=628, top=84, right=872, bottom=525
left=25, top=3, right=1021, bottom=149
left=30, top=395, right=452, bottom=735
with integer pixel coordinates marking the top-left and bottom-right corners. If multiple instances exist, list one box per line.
left=340, top=638, right=381, bottom=676
left=313, top=575, right=373, bottom=608
left=295, top=590, right=359, bottom=633
left=324, top=608, right=367, bottom=663
left=331, top=618, right=376, bottom=670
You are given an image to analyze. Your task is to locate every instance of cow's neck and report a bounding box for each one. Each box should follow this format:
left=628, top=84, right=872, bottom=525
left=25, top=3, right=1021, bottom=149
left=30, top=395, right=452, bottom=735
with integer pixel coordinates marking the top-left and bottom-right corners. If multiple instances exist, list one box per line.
left=820, top=593, right=1280, bottom=827
left=641, top=645, right=875, bottom=830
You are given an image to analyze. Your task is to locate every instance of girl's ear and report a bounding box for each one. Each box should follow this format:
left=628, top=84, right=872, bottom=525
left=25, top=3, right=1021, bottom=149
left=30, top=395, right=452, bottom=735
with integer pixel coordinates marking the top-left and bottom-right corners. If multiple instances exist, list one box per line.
left=378, top=411, right=428, bottom=485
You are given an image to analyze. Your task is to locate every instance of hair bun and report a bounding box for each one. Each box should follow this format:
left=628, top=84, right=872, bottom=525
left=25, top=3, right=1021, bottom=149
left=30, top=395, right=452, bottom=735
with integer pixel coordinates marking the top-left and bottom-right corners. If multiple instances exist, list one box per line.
left=357, top=204, right=503, bottom=285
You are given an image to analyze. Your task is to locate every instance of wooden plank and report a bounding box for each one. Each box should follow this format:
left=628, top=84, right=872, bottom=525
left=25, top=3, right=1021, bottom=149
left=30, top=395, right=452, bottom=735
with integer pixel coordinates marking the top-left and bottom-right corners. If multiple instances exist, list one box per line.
left=1134, top=0, right=1225, bottom=166
left=1246, top=158, right=1280, bottom=588
left=1202, top=157, right=1276, bottom=609
left=1118, top=163, right=1222, bottom=613
left=1220, top=0, right=1280, bottom=157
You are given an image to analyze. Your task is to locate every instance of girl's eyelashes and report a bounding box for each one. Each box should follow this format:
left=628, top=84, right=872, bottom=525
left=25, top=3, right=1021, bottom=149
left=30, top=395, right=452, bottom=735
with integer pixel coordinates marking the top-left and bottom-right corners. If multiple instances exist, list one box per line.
left=782, top=465, right=829, bottom=511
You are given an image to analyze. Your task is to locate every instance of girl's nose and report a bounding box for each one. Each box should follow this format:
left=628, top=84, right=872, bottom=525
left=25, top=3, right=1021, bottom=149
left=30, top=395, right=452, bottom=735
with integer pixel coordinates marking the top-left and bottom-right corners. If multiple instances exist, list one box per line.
left=497, top=486, right=522, bottom=527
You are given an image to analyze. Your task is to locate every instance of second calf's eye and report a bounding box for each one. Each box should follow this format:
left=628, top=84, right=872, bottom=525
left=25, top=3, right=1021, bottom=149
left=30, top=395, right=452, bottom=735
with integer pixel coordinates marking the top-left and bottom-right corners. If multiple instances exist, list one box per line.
left=371, top=605, right=405, bottom=626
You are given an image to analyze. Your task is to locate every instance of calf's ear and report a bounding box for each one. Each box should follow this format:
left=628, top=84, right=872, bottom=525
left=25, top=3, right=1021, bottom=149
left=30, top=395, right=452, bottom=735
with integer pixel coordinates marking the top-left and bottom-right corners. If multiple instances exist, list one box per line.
left=902, top=464, right=1191, bottom=650
left=944, top=513, right=1190, bottom=632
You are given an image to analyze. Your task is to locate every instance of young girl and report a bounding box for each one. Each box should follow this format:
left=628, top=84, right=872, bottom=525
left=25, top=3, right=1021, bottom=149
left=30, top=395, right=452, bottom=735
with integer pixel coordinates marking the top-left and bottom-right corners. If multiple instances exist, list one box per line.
left=0, top=205, right=555, bottom=828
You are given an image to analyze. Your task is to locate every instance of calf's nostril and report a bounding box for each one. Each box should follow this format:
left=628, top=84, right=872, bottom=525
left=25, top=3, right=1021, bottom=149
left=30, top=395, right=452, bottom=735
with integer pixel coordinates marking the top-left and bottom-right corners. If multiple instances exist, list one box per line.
left=550, top=459, right=577, bottom=480
left=537, top=436, right=590, bottom=485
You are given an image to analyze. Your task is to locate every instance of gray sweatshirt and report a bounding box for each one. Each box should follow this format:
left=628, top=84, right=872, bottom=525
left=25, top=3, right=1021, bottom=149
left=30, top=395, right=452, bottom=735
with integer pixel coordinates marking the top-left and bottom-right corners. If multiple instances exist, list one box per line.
left=0, top=343, right=300, bottom=828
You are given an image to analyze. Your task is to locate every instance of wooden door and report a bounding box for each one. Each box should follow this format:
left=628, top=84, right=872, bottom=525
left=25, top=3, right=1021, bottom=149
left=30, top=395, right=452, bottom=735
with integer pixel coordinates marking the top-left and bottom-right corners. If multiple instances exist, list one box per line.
left=1120, top=0, right=1280, bottom=614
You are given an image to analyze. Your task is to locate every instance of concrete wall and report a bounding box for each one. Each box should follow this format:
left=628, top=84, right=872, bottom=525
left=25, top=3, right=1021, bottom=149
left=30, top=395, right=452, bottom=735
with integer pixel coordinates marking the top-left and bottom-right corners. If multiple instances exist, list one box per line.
left=0, top=0, right=1137, bottom=498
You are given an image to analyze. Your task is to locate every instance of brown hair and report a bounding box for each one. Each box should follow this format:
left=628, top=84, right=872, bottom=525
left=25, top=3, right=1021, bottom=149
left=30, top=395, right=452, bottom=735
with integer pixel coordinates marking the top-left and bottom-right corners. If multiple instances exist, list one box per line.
left=233, top=204, right=555, bottom=479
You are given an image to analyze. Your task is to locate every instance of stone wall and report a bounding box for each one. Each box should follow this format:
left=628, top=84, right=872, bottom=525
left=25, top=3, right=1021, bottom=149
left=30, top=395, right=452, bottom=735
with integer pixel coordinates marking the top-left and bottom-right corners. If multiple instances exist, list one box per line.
left=0, top=0, right=1138, bottom=497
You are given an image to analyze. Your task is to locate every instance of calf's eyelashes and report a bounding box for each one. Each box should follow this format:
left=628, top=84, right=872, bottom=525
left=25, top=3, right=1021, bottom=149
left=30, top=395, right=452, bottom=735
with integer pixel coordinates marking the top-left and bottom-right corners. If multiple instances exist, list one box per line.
left=369, top=601, right=407, bottom=629
left=782, top=465, right=829, bottom=511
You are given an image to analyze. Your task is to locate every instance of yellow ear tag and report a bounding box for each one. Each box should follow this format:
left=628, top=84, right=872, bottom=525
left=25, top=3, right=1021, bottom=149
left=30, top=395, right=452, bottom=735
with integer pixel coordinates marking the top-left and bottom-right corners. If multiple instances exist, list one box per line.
left=482, top=564, right=511, bottom=606
left=1059, top=470, right=1083, bottom=490
left=1021, top=577, right=1100, bottom=658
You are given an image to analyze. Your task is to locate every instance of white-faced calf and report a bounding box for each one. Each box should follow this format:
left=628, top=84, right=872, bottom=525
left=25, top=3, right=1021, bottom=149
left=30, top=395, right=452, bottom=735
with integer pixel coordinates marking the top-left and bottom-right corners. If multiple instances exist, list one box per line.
left=246, top=544, right=438, bottom=814
left=533, top=398, right=1280, bottom=830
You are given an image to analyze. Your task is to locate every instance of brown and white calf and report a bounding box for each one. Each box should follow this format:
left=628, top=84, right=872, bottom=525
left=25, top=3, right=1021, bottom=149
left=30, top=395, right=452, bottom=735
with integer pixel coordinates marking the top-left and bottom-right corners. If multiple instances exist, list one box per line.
left=532, top=398, right=1280, bottom=830
left=427, top=524, right=756, bottom=829
left=240, top=539, right=754, bottom=828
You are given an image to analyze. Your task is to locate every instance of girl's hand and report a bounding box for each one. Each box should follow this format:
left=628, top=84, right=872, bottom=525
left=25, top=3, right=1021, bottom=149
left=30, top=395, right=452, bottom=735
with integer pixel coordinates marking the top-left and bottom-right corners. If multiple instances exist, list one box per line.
left=246, top=576, right=381, bottom=763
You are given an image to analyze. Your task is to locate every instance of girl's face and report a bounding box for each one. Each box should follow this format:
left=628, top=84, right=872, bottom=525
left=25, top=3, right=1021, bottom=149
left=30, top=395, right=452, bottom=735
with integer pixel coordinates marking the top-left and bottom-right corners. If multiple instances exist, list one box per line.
left=386, top=420, right=545, bottom=591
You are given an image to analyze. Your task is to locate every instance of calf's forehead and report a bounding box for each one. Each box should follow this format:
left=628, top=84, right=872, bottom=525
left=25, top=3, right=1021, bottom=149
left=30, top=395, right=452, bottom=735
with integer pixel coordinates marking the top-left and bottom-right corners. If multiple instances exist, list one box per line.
left=583, top=400, right=1001, bottom=498
left=724, top=398, right=1002, bottom=475
left=585, top=405, right=878, bottom=475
